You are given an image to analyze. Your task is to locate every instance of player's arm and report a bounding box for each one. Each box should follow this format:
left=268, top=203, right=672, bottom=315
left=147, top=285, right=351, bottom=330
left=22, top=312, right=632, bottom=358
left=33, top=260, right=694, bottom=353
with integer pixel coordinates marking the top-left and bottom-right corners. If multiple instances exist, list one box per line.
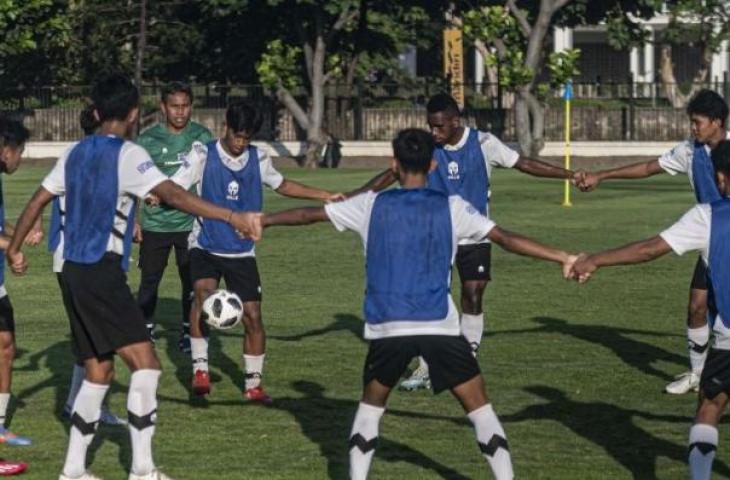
left=514, top=156, right=575, bottom=180
left=6, top=186, right=56, bottom=274
left=150, top=180, right=261, bottom=239
left=0, top=234, right=10, bottom=250
left=275, top=179, right=344, bottom=203
left=571, top=236, right=673, bottom=282
left=486, top=226, right=575, bottom=279
left=345, top=168, right=397, bottom=198
left=580, top=159, right=665, bottom=191
left=262, top=207, right=329, bottom=227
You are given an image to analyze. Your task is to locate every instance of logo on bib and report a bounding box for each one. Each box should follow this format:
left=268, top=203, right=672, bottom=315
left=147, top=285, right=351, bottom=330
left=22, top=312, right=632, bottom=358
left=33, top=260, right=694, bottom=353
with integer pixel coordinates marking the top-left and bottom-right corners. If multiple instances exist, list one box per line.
left=226, top=180, right=239, bottom=200
left=448, top=161, right=459, bottom=180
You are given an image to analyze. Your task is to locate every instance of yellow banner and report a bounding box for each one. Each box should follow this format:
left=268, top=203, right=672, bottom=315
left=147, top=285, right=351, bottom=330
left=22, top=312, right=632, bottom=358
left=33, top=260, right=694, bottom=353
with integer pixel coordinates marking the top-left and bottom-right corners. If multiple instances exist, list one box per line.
left=443, top=28, right=464, bottom=109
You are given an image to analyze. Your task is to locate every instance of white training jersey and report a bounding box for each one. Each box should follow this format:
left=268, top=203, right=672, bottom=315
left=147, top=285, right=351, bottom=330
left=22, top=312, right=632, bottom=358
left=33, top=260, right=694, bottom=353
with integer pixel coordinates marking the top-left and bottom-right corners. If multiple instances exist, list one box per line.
left=659, top=204, right=730, bottom=349
left=324, top=190, right=496, bottom=339
left=171, top=140, right=284, bottom=258
left=42, top=137, right=168, bottom=260
left=657, top=131, right=730, bottom=190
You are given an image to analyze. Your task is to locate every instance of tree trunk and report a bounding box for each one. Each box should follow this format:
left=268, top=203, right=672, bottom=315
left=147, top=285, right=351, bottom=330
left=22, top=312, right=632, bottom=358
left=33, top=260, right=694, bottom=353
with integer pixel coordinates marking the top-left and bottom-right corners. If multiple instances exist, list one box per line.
left=134, top=0, right=147, bottom=88
left=514, top=87, right=533, bottom=155
left=659, top=43, right=712, bottom=108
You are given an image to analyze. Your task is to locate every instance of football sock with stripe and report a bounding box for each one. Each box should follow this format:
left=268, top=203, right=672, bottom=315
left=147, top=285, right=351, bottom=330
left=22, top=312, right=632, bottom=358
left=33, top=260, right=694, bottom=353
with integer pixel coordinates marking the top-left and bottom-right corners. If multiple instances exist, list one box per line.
left=0, top=392, right=9, bottom=428
left=128, top=369, right=161, bottom=476
left=244, top=354, right=265, bottom=390
left=468, top=403, right=513, bottom=480
left=62, top=380, right=108, bottom=478
left=349, top=402, right=384, bottom=480
left=689, top=423, right=717, bottom=480
left=461, top=313, right=484, bottom=353
left=65, top=363, right=85, bottom=413
left=688, top=325, right=710, bottom=375
left=190, top=337, right=209, bottom=373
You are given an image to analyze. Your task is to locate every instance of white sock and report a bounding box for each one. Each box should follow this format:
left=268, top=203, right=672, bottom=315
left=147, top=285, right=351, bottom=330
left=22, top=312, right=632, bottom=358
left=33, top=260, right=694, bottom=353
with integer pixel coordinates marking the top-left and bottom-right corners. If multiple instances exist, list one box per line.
left=62, top=381, right=109, bottom=478
left=688, top=325, right=710, bottom=375
left=417, top=356, right=429, bottom=373
left=349, top=402, right=385, bottom=480
left=689, top=423, right=718, bottom=480
left=65, top=364, right=86, bottom=413
left=128, top=369, right=161, bottom=476
left=244, top=354, right=265, bottom=390
left=468, top=403, right=513, bottom=480
left=461, top=313, right=485, bottom=353
left=190, top=337, right=209, bottom=373
left=0, top=392, right=9, bottom=428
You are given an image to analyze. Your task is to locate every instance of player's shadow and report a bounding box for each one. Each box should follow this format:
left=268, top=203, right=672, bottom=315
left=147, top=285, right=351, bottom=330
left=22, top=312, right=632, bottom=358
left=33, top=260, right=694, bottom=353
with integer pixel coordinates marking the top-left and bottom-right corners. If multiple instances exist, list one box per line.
left=155, top=297, right=247, bottom=403
left=502, top=385, right=730, bottom=479
left=493, top=317, right=686, bottom=382
left=273, top=380, right=471, bottom=479
left=268, top=313, right=364, bottom=344
left=14, top=338, right=131, bottom=469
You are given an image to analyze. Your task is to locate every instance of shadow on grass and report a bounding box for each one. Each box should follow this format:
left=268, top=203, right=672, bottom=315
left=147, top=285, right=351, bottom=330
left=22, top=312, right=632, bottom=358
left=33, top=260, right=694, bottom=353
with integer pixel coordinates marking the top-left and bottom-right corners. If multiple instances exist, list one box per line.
left=493, top=317, right=686, bottom=382
left=503, top=385, right=730, bottom=480
left=269, top=313, right=364, bottom=344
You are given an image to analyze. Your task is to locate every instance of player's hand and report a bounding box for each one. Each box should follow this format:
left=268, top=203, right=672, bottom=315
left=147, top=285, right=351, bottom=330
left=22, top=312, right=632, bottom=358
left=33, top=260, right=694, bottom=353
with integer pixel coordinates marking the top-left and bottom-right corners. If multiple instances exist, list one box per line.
left=563, top=254, right=579, bottom=280
left=325, top=192, right=346, bottom=203
left=145, top=194, right=161, bottom=207
left=133, top=222, right=143, bottom=243
left=7, top=250, right=27, bottom=276
left=23, top=227, right=44, bottom=246
left=571, top=170, right=586, bottom=188
left=578, top=172, right=600, bottom=192
left=570, top=253, right=596, bottom=283
left=230, top=212, right=263, bottom=241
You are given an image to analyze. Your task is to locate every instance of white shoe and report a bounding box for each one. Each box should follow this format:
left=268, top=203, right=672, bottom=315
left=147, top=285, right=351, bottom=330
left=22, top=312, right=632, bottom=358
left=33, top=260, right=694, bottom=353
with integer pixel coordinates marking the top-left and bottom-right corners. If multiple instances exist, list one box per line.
left=60, top=472, right=103, bottom=480
left=665, top=371, right=700, bottom=394
left=100, top=407, right=127, bottom=427
left=129, top=469, right=175, bottom=480
left=399, top=365, right=431, bottom=391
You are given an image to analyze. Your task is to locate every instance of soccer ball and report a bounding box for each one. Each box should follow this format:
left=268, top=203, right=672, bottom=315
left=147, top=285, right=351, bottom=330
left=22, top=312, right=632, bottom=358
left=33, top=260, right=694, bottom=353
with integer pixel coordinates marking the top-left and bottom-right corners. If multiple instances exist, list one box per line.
left=202, top=290, right=243, bottom=330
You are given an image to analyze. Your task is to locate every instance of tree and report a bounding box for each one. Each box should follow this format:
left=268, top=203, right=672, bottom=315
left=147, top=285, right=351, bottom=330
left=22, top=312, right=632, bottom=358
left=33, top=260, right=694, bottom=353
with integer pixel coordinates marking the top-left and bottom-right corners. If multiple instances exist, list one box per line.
left=607, top=0, right=730, bottom=107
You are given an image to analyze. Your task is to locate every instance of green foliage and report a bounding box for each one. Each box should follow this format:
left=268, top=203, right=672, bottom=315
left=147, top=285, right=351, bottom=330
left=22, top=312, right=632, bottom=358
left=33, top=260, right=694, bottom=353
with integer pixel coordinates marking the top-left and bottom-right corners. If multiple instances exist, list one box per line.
left=256, top=39, right=302, bottom=90
left=547, top=48, right=581, bottom=87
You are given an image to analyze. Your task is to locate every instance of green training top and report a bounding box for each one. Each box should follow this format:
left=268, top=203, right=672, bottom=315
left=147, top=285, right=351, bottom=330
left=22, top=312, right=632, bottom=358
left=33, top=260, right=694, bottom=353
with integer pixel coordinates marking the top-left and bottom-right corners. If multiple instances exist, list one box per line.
left=137, top=121, right=214, bottom=232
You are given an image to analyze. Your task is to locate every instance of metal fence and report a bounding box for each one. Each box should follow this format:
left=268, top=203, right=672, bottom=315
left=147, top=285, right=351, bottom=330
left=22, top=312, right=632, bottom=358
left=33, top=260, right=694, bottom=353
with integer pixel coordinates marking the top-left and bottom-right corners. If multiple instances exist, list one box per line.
left=1, top=81, right=726, bottom=143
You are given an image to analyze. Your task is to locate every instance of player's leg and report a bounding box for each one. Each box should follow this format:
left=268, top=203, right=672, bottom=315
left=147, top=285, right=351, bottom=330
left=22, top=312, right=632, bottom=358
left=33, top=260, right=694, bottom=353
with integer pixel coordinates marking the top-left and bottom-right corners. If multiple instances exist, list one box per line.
left=188, top=249, right=221, bottom=396
left=668, top=257, right=709, bottom=394
left=172, top=232, right=193, bottom=352
left=458, top=243, right=492, bottom=353
left=424, top=335, right=512, bottom=479
left=350, top=337, right=413, bottom=480
left=136, top=231, right=173, bottom=340
left=0, top=297, right=30, bottom=446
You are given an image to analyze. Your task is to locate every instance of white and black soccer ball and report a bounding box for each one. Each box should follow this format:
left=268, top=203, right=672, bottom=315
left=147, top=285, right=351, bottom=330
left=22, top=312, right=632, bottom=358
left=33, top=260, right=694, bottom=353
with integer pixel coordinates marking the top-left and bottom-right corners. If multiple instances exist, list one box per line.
left=202, top=290, right=243, bottom=330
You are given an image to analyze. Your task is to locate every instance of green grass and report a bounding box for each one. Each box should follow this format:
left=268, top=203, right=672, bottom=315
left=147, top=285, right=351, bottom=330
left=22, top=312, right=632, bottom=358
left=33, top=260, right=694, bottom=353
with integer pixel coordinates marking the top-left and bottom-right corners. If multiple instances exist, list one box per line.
left=2, top=164, right=724, bottom=479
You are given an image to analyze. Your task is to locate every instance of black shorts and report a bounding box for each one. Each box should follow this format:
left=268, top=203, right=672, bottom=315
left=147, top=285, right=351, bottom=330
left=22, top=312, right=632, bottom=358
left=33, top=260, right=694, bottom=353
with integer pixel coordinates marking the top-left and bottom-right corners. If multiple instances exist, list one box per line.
left=456, top=243, right=492, bottom=282
left=700, top=348, right=730, bottom=399
left=61, top=253, right=152, bottom=360
left=189, top=248, right=262, bottom=302
left=0, top=296, right=14, bottom=332
left=690, top=255, right=708, bottom=291
left=363, top=335, right=481, bottom=394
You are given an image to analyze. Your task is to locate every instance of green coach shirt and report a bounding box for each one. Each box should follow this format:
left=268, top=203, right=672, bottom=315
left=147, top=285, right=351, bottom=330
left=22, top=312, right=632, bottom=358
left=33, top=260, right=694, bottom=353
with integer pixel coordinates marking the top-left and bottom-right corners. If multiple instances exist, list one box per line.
left=137, top=121, right=214, bottom=232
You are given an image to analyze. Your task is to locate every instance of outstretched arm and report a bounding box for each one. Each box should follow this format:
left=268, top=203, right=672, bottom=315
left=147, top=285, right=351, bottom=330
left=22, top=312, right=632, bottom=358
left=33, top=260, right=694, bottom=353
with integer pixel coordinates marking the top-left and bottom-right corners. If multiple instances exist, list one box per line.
left=7, top=186, right=56, bottom=274
left=487, top=226, right=575, bottom=278
left=571, top=236, right=673, bottom=282
left=275, top=179, right=343, bottom=202
left=262, top=207, right=329, bottom=227
left=514, top=157, right=576, bottom=180
left=346, top=168, right=397, bottom=197
left=580, top=159, right=664, bottom=191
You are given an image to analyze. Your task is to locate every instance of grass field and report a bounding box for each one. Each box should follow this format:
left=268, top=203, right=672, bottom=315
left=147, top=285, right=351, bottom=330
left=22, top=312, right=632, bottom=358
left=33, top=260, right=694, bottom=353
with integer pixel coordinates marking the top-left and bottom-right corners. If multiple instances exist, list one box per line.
left=2, top=163, right=725, bottom=479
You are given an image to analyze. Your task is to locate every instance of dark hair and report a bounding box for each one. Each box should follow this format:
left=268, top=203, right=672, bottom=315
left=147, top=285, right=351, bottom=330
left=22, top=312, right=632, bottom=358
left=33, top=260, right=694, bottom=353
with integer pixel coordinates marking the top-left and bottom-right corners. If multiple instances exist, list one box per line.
left=91, top=73, right=140, bottom=122
left=392, top=128, right=435, bottom=173
left=79, top=104, right=99, bottom=135
left=161, top=81, right=193, bottom=103
left=711, top=140, right=730, bottom=177
left=687, top=89, right=729, bottom=126
left=225, top=101, right=262, bottom=135
left=426, top=93, right=460, bottom=117
left=0, top=115, right=30, bottom=147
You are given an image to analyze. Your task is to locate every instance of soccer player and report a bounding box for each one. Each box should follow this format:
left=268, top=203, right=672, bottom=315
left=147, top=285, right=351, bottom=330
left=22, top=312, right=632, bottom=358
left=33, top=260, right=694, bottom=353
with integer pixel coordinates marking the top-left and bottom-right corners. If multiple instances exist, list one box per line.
left=5, top=73, right=260, bottom=480
left=259, top=128, right=576, bottom=479
left=135, top=82, right=214, bottom=352
left=168, top=101, right=343, bottom=403
left=578, top=89, right=729, bottom=394
left=0, top=116, right=32, bottom=447
left=356, top=93, right=584, bottom=390
left=570, top=139, right=730, bottom=480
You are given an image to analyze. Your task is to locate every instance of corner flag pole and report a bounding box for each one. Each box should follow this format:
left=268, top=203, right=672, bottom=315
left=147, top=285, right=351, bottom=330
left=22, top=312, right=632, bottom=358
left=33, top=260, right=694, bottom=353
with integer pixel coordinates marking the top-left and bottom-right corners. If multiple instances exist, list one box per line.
left=562, top=81, right=573, bottom=207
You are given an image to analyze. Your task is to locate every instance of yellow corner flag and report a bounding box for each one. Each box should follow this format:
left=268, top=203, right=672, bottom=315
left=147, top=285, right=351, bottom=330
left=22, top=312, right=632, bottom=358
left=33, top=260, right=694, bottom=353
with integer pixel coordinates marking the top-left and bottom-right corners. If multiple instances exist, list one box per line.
left=562, top=82, right=573, bottom=207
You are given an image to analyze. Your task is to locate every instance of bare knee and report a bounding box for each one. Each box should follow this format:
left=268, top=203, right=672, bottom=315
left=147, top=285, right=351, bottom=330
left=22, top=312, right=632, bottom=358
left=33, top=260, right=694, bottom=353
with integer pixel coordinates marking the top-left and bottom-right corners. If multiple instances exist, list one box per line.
left=461, top=282, right=487, bottom=314
left=688, top=293, right=708, bottom=328
left=695, top=397, right=727, bottom=427
left=117, top=342, right=162, bottom=372
left=0, top=335, right=16, bottom=364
